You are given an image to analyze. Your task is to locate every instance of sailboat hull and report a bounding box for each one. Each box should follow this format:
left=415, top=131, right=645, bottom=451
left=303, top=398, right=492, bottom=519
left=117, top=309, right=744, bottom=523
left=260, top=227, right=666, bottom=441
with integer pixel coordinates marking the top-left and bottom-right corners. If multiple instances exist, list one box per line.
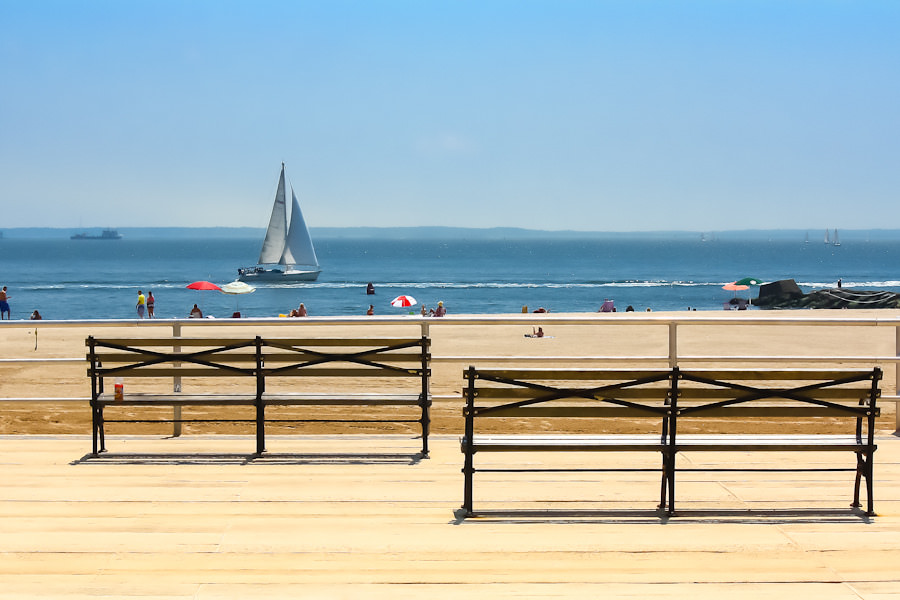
left=238, top=267, right=321, bottom=282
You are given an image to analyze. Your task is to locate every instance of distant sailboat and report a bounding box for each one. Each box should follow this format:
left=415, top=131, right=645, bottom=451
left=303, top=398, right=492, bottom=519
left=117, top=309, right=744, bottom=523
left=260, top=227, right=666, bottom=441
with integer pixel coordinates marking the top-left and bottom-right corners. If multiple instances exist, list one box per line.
left=238, top=163, right=321, bottom=282
left=824, top=229, right=830, bottom=244
left=833, top=229, right=841, bottom=246
left=804, top=232, right=809, bottom=244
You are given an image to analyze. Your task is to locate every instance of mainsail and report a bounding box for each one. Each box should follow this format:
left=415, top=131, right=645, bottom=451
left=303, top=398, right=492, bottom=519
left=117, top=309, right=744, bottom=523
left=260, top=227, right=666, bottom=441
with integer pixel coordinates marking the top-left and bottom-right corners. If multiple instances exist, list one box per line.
left=257, top=165, right=288, bottom=265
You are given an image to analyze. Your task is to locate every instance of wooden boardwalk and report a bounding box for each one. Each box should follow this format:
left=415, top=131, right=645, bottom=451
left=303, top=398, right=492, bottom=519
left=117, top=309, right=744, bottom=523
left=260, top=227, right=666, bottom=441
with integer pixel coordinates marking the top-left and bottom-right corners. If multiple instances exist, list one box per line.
left=2, top=434, right=899, bottom=599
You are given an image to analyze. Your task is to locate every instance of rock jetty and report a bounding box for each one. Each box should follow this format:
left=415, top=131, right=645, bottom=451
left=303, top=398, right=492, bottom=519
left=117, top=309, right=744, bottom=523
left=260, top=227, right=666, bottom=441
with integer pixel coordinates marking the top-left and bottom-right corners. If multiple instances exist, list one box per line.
left=755, top=279, right=900, bottom=309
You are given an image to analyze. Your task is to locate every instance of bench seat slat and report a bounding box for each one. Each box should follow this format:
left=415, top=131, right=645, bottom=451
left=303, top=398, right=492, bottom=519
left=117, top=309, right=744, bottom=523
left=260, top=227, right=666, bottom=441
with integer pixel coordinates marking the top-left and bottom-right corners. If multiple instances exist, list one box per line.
left=472, top=369, right=671, bottom=381
left=90, top=352, right=426, bottom=363
left=89, top=337, right=422, bottom=347
left=474, top=387, right=873, bottom=401
left=475, top=406, right=668, bottom=417
left=680, top=369, right=878, bottom=381
left=96, top=393, right=426, bottom=406
left=673, top=434, right=873, bottom=452
left=676, top=406, right=877, bottom=417
left=466, top=434, right=667, bottom=452
left=96, top=395, right=256, bottom=406
left=90, top=367, right=423, bottom=378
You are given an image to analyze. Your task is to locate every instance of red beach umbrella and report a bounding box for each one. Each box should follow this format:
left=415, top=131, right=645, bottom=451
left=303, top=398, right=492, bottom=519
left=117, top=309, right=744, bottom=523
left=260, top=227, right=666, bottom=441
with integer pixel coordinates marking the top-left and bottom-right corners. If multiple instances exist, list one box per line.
left=722, top=282, right=749, bottom=292
left=390, top=295, right=417, bottom=308
left=186, top=281, right=223, bottom=291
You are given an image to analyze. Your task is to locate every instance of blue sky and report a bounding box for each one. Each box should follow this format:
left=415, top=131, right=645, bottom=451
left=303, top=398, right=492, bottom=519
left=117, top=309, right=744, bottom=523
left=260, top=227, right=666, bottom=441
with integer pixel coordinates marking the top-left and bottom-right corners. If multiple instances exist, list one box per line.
left=1, top=1, right=898, bottom=231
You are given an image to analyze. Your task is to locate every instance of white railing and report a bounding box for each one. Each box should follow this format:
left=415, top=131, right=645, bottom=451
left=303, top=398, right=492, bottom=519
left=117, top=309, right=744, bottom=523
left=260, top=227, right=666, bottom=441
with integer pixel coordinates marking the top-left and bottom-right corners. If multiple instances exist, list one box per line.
left=2, top=314, right=899, bottom=430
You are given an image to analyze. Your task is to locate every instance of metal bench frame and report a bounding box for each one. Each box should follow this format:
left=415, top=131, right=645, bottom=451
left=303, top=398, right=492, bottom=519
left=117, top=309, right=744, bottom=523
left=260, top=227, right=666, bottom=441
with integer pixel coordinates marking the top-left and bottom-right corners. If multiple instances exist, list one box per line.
left=88, top=335, right=431, bottom=456
left=461, top=366, right=881, bottom=516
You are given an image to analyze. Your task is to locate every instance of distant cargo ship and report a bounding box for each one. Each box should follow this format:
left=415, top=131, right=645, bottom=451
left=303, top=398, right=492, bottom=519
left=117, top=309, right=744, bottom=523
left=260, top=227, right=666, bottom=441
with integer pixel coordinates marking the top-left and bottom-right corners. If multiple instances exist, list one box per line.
left=70, top=229, right=123, bottom=240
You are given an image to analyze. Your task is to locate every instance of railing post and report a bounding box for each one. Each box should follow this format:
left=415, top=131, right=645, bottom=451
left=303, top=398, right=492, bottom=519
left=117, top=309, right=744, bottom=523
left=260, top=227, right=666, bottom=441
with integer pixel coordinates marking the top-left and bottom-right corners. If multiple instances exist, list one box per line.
left=668, top=322, right=678, bottom=368
left=896, top=324, right=900, bottom=432
left=173, top=321, right=182, bottom=437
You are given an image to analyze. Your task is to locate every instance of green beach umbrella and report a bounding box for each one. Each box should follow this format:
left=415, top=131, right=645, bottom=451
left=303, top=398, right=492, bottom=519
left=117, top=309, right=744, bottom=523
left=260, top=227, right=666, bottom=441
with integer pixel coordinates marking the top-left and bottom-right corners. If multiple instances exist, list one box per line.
left=735, top=277, right=763, bottom=286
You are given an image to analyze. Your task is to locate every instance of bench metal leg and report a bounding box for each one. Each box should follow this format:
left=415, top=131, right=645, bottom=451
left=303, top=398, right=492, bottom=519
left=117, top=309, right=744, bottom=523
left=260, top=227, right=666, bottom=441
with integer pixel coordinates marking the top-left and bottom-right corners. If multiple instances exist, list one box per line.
left=866, top=455, right=875, bottom=516
left=853, top=451, right=875, bottom=516
left=852, top=452, right=864, bottom=509
left=462, top=449, right=474, bottom=517
left=666, top=452, right=676, bottom=515
left=255, top=401, right=266, bottom=455
left=91, top=403, right=106, bottom=456
left=851, top=451, right=877, bottom=516
left=420, top=397, right=431, bottom=457
left=91, top=403, right=99, bottom=456
left=658, top=453, right=668, bottom=511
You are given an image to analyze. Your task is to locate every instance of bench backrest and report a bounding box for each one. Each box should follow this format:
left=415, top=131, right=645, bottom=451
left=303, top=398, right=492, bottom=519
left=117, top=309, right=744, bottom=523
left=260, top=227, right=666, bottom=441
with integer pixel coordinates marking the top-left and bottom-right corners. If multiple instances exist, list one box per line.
left=464, top=367, right=675, bottom=420
left=672, top=369, right=881, bottom=418
left=87, top=336, right=431, bottom=397
left=463, top=366, right=882, bottom=435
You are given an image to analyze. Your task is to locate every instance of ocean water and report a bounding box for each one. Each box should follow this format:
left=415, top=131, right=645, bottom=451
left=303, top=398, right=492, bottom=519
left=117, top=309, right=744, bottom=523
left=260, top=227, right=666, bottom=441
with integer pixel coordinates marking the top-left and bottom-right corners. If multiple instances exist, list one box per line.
left=1, top=235, right=899, bottom=320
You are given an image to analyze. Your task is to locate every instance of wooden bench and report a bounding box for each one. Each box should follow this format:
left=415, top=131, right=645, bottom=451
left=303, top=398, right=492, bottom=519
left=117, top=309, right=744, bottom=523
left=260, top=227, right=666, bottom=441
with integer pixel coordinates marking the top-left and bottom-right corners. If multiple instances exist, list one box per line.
left=664, top=368, right=881, bottom=516
left=461, top=366, right=881, bottom=516
left=87, top=335, right=431, bottom=457
left=462, top=367, right=675, bottom=516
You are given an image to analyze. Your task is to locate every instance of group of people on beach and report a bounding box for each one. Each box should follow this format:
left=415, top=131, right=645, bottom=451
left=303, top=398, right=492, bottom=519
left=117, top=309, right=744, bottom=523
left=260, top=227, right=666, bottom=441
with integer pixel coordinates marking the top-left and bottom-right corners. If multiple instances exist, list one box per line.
left=289, top=303, right=308, bottom=317
left=135, top=290, right=210, bottom=319
left=135, top=290, right=156, bottom=318
left=0, top=285, right=42, bottom=320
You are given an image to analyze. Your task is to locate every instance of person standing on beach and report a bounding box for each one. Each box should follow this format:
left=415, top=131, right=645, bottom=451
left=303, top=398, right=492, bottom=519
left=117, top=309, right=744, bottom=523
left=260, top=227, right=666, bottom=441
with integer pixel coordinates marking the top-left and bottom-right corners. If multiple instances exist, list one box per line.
left=147, top=291, right=155, bottom=318
left=136, top=290, right=146, bottom=319
left=0, top=286, right=10, bottom=319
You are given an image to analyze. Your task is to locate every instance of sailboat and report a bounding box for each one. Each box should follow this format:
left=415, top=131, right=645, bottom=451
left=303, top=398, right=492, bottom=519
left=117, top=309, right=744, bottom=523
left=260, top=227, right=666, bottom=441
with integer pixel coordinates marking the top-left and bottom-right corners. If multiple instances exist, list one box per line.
left=238, top=163, right=321, bottom=282
left=833, top=229, right=841, bottom=246
left=824, top=229, right=830, bottom=244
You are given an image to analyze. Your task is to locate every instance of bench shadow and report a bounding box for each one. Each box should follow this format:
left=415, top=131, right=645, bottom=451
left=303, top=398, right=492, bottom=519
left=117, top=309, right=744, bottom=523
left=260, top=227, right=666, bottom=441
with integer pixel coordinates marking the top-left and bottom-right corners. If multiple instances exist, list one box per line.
left=71, top=452, right=426, bottom=466
left=450, top=507, right=872, bottom=525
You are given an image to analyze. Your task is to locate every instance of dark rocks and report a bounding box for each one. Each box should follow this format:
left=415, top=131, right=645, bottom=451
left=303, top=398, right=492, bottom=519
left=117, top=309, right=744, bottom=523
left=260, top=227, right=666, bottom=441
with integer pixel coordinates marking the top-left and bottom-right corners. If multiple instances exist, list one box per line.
left=755, top=279, right=900, bottom=309
left=755, top=279, right=804, bottom=308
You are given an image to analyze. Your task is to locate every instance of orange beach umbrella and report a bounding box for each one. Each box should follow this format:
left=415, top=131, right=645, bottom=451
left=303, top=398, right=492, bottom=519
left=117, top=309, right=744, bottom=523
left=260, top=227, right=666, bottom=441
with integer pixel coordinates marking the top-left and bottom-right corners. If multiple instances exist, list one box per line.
left=722, top=282, right=749, bottom=292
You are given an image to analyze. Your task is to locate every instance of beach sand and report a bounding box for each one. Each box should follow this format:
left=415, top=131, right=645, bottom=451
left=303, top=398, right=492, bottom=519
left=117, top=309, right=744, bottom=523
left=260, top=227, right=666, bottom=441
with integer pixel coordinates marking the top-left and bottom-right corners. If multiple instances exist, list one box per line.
left=1, top=310, right=897, bottom=436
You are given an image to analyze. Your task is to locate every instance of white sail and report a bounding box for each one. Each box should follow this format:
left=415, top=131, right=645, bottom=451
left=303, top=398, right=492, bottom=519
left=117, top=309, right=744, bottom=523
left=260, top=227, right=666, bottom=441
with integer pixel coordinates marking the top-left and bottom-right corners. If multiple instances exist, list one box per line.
left=238, top=163, right=321, bottom=282
left=257, top=164, right=288, bottom=265
left=279, top=188, right=320, bottom=269
left=824, top=229, right=830, bottom=244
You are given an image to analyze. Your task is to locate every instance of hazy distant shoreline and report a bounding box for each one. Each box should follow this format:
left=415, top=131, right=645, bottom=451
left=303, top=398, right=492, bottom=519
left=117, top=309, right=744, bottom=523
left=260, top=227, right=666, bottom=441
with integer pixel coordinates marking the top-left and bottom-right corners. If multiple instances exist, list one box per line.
left=3, top=226, right=900, bottom=241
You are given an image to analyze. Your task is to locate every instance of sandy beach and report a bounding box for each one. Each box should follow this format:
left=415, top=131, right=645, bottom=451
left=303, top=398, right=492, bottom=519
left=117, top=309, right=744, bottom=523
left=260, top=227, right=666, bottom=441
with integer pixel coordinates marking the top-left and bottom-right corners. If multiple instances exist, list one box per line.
left=1, top=310, right=897, bottom=436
